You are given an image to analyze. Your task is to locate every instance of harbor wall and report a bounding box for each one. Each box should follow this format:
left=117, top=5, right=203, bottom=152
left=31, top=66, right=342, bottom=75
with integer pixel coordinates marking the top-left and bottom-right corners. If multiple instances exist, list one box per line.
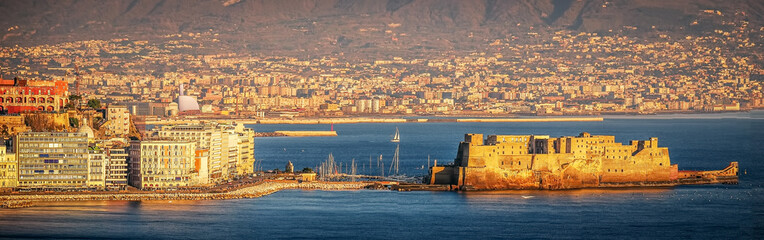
left=273, top=131, right=337, bottom=137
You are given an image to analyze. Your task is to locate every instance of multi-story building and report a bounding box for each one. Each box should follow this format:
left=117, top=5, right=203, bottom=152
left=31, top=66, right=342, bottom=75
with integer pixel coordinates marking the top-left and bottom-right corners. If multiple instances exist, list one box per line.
left=105, top=105, right=130, bottom=137
left=0, top=78, right=69, bottom=114
left=105, top=148, right=128, bottom=190
left=233, top=124, right=255, bottom=175
left=152, top=122, right=255, bottom=183
left=128, top=140, right=196, bottom=189
left=154, top=124, right=223, bottom=184
left=87, top=149, right=106, bottom=189
left=16, top=132, right=89, bottom=189
left=0, top=146, right=17, bottom=188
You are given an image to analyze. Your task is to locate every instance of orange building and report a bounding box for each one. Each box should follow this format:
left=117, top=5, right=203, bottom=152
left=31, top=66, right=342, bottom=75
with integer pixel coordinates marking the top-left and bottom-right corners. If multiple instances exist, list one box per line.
left=0, top=78, right=69, bottom=114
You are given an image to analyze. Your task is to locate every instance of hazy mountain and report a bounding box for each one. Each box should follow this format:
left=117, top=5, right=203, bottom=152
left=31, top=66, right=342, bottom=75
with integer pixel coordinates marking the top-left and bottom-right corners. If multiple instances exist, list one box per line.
left=0, top=0, right=761, bottom=54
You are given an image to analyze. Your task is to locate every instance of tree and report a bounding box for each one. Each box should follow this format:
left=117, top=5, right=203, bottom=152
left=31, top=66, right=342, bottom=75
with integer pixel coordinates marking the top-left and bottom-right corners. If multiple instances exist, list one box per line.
left=24, top=114, right=61, bottom=132
left=69, top=118, right=79, bottom=128
left=87, top=99, right=101, bottom=109
left=0, top=125, right=8, bottom=136
left=301, top=167, right=313, bottom=173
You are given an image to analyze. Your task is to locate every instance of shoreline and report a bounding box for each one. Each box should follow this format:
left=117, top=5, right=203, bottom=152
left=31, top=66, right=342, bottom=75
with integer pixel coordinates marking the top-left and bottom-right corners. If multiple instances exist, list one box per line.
left=142, top=110, right=763, bottom=125
left=145, top=117, right=605, bottom=125
left=0, top=180, right=372, bottom=209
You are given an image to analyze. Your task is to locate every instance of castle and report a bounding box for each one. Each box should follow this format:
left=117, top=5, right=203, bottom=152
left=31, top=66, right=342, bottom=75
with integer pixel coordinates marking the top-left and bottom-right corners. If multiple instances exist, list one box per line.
left=427, top=132, right=737, bottom=190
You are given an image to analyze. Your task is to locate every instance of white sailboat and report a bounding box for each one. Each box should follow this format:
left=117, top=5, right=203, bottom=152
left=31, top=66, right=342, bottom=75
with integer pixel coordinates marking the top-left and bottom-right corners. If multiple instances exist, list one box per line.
left=391, top=127, right=400, bottom=143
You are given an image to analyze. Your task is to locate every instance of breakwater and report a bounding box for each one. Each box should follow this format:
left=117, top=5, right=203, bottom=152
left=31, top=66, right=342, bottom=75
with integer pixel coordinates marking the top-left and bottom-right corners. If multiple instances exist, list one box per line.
left=455, top=117, right=603, bottom=122
left=273, top=131, right=338, bottom=136
left=0, top=181, right=372, bottom=209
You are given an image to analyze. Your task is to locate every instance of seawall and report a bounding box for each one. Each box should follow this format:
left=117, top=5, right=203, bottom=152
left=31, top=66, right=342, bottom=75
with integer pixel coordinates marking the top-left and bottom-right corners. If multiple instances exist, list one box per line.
left=273, top=131, right=338, bottom=137
left=0, top=181, right=372, bottom=209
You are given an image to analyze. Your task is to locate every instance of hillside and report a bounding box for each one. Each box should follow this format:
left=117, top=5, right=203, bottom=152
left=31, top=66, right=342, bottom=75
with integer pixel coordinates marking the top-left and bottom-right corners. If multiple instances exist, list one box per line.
left=0, top=0, right=761, bottom=55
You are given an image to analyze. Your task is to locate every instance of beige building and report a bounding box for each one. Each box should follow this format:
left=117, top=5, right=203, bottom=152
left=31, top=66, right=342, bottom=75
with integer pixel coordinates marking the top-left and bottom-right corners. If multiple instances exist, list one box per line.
left=129, top=140, right=196, bottom=189
left=105, top=105, right=130, bottom=137
left=235, top=126, right=255, bottom=175
left=16, top=132, right=89, bottom=189
left=154, top=124, right=223, bottom=184
left=87, top=149, right=106, bottom=189
left=0, top=146, right=17, bottom=188
left=153, top=122, right=255, bottom=183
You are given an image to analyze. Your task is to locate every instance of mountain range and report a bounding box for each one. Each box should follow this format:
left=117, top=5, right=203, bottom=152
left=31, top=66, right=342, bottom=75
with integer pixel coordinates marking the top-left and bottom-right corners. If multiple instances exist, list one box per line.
left=1, top=0, right=762, bottom=55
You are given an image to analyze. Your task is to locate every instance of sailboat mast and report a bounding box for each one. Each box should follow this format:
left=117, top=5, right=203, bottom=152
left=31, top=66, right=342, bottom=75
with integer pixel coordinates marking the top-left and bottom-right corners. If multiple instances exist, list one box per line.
left=395, top=144, right=399, bottom=175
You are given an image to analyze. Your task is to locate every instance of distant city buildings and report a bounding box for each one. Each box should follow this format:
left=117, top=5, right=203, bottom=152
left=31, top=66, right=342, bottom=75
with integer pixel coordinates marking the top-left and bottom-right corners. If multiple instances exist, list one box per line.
left=2, top=18, right=761, bottom=118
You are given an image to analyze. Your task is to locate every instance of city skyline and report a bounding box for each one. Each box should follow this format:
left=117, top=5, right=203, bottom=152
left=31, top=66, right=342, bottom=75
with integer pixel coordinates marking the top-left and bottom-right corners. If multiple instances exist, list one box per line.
left=0, top=1, right=760, bottom=239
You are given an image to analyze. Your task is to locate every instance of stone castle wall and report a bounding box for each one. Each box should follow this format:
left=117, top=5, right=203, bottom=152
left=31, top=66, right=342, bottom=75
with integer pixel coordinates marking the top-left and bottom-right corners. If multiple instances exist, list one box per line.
left=430, top=132, right=679, bottom=190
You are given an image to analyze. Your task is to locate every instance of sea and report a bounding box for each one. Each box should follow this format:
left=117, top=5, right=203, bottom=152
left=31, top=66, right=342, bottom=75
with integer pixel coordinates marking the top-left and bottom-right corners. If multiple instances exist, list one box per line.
left=1, top=112, right=762, bottom=239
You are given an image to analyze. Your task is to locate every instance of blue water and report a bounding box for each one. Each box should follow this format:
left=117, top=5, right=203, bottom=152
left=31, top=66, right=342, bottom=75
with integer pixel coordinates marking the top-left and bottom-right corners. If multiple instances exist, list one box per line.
left=1, top=114, right=763, bottom=239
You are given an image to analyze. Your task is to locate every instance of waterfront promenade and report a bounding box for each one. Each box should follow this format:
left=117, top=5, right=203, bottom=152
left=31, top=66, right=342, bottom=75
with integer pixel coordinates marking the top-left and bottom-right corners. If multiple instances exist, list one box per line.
left=0, top=180, right=372, bottom=209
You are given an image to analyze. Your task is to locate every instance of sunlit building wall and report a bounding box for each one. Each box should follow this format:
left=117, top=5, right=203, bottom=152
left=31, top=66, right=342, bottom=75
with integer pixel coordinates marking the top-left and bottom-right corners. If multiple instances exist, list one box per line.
left=16, top=132, right=89, bottom=189
left=128, top=140, right=195, bottom=189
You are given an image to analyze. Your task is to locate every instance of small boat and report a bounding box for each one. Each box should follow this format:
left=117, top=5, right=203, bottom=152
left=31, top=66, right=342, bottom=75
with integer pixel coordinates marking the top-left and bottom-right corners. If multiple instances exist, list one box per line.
left=391, top=127, right=400, bottom=143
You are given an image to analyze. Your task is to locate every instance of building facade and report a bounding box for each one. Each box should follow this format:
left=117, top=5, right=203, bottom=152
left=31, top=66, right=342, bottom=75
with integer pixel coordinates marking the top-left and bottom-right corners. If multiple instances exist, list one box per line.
left=0, top=78, right=69, bottom=114
left=152, top=122, right=255, bottom=183
left=105, top=105, right=130, bottom=137
left=0, top=146, right=17, bottom=188
left=129, top=140, right=196, bottom=189
left=105, top=148, right=128, bottom=190
left=16, top=132, right=89, bottom=189
left=87, top=149, right=106, bottom=189
left=154, top=124, right=223, bottom=184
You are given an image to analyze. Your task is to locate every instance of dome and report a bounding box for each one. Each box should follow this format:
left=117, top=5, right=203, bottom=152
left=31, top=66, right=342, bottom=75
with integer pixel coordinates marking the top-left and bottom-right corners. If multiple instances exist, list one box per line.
left=77, top=118, right=94, bottom=139
left=178, top=95, right=200, bottom=112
